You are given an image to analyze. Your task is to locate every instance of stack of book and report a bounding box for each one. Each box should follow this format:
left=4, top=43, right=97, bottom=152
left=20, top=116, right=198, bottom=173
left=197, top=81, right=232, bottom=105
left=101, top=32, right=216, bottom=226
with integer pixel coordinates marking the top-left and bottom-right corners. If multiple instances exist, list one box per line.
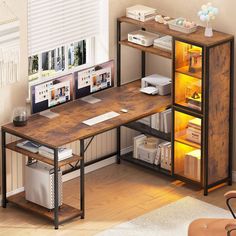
left=186, top=118, right=201, bottom=144
left=154, top=141, right=171, bottom=171
left=184, top=149, right=201, bottom=181
left=16, top=140, right=41, bottom=153
left=39, top=146, right=73, bottom=161
left=16, top=140, right=73, bottom=161
left=151, top=108, right=172, bottom=134
left=154, top=36, right=172, bottom=51
left=137, top=109, right=172, bottom=134
left=186, top=93, right=202, bottom=111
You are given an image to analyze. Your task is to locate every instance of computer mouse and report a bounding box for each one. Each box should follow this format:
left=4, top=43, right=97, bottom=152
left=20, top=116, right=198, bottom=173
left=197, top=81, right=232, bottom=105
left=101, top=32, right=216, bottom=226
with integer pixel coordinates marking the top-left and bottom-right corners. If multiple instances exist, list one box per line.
left=121, top=109, right=128, bottom=113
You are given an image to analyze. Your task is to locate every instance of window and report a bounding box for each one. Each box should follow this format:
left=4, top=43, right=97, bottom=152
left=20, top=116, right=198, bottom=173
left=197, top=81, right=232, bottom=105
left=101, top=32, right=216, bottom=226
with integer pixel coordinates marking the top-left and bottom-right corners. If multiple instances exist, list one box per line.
left=27, top=0, right=104, bottom=83
left=28, top=39, right=88, bottom=82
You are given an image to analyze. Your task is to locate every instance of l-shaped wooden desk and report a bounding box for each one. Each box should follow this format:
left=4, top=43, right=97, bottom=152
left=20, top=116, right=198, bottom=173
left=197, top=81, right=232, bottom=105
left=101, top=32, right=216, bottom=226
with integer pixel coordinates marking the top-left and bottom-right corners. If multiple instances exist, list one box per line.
left=1, top=80, right=171, bottom=229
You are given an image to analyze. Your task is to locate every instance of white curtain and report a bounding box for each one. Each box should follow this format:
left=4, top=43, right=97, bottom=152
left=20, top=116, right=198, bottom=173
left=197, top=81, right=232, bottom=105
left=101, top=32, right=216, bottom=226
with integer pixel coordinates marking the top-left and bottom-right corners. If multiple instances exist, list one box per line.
left=0, top=3, right=20, bottom=88
left=28, top=0, right=100, bottom=56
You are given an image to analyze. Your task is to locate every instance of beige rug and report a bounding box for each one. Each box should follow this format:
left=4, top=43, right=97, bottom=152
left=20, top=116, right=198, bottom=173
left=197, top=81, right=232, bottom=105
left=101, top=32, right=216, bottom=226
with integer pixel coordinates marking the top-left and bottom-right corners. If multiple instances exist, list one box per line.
left=97, top=196, right=231, bottom=236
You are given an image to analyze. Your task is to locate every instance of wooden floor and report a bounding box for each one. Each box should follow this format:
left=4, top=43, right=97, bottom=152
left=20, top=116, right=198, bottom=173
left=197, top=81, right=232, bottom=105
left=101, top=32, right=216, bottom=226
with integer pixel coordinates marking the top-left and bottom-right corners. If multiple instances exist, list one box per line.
left=0, top=162, right=235, bottom=236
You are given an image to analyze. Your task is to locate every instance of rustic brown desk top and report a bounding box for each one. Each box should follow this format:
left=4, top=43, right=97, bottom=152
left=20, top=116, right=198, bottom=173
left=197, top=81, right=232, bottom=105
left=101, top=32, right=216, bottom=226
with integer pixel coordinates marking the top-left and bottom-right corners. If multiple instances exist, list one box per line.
left=2, top=81, right=171, bottom=148
left=119, top=17, right=234, bottom=47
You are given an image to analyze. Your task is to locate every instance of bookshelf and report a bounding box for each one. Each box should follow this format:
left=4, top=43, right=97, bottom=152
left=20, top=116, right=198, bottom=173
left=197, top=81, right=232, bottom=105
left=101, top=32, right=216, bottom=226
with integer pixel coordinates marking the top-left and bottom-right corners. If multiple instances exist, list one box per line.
left=117, top=16, right=234, bottom=195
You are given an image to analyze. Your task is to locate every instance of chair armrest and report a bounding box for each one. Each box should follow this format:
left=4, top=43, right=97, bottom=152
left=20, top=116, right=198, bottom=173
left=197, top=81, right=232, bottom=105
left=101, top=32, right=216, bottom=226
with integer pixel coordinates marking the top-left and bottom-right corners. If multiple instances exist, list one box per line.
left=225, top=224, right=236, bottom=236
left=225, top=191, right=236, bottom=200
left=225, top=191, right=236, bottom=219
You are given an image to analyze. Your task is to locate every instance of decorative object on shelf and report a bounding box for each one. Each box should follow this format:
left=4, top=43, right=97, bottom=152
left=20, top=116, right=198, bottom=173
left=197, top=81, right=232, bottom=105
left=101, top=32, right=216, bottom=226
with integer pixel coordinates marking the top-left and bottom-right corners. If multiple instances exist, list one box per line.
left=12, top=107, right=28, bottom=127
left=198, top=2, right=219, bottom=37
left=144, top=137, right=158, bottom=149
left=188, top=48, right=202, bottom=73
left=0, top=1, right=20, bottom=88
left=168, top=17, right=197, bottom=34
left=185, top=81, right=202, bottom=111
left=155, top=15, right=171, bottom=25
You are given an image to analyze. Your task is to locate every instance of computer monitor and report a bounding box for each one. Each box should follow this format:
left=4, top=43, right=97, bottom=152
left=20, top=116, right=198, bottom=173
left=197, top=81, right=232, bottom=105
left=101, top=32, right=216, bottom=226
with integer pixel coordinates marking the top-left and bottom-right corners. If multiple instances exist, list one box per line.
left=74, top=60, right=115, bottom=99
left=31, top=73, right=74, bottom=114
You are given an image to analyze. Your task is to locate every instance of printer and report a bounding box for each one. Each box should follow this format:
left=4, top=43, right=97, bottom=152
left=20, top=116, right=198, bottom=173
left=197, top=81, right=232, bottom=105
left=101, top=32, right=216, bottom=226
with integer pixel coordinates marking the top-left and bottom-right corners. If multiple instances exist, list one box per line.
left=126, top=5, right=156, bottom=22
left=140, top=74, right=172, bottom=96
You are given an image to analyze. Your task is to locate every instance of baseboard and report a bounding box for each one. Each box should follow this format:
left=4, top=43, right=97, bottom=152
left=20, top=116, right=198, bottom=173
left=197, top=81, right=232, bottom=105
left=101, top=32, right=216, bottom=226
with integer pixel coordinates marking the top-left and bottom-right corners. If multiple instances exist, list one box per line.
left=62, top=146, right=133, bottom=182
left=62, top=156, right=116, bottom=182
left=6, top=187, right=25, bottom=198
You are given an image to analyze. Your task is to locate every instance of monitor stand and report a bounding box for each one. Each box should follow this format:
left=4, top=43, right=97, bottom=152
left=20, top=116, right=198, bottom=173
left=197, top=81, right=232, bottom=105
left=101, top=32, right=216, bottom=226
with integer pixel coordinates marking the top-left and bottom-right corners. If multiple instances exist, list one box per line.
left=80, top=95, right=101, bottom=104
left=39, top=109, right=60, bottom=119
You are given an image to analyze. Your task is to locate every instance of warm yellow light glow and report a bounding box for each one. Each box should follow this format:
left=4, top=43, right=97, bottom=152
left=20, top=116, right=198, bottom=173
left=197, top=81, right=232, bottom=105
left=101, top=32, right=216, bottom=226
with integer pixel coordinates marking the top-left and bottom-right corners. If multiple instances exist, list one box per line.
left=186, top=149, right=201, bottom=160
left=189, top=118, right=201, bottom=127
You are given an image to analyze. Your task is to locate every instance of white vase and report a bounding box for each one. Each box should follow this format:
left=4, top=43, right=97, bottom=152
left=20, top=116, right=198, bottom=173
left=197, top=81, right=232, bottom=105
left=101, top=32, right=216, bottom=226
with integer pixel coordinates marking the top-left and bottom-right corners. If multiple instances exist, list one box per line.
left=205, top=22, right=213, bottom=37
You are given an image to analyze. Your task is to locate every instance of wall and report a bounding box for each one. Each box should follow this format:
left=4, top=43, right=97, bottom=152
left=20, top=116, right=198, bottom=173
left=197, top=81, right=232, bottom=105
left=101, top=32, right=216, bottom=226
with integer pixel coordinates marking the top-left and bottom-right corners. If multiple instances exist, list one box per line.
left=145, top=0, right=236, bottom=169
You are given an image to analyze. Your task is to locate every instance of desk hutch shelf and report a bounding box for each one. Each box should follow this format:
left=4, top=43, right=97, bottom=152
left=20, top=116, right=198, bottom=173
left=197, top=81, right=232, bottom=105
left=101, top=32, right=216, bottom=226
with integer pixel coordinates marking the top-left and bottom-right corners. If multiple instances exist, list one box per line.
left=117, top=16, right=234, bottom=195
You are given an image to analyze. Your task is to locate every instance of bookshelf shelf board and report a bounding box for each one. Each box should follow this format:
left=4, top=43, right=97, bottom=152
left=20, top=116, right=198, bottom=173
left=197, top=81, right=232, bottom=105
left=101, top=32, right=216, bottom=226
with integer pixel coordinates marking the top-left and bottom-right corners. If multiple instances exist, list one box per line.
left=119, top=39, right=172, bottom=59
left=120, top=152, right=171, bottom=176
left=175, top=172, right=201, bottom=185
left=176, top=66, right=202, bottom=79
left=6, top=140, right=82, bottom=168
left=176, top=101, right=202, bottom=113
left=8, top=192, right=82, bottom=224
left=175, top=135, right=201, bottom=149
left=118, top=16, right=233, bottom=47
left=123, top=121, right=171, bottom=141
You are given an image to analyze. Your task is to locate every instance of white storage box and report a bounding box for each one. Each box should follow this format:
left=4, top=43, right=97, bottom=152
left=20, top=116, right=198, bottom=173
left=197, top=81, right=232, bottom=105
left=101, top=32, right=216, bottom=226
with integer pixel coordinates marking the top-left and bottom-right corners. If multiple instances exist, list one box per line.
left=184, top=149, right=201, bottom=181
left=126, top=5, right=156, bottom=22
left=186, top=127, right=201, bottom=144
left=168, top=18, right=197, bottom=34
left=25, top=162, right=63, bottom=209
left=137, top=144, right=157, bottom=164
left=154, top=36, right=172, bottom=51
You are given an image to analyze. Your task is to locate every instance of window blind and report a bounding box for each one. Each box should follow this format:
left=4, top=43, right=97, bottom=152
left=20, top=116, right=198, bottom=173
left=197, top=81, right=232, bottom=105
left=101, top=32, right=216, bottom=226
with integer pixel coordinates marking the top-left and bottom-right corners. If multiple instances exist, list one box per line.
left=28, top=0, right=100, bottom=56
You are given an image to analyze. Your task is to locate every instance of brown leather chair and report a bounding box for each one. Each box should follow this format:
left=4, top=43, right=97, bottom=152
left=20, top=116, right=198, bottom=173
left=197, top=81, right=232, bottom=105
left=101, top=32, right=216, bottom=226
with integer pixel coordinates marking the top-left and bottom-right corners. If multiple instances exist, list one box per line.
left=188, top=191, right=236, bottom=236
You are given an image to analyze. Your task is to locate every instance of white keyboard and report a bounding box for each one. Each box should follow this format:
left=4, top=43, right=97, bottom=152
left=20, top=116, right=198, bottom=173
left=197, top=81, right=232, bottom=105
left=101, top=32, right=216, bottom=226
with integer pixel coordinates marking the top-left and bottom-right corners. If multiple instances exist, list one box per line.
left=83, top=111, right=120, bottom=126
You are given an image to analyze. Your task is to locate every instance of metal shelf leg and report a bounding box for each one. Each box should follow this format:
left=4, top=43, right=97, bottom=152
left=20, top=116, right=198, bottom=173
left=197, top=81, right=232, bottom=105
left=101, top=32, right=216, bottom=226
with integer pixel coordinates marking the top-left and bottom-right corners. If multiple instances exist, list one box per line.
left=80, top=139, right=85, bottom=219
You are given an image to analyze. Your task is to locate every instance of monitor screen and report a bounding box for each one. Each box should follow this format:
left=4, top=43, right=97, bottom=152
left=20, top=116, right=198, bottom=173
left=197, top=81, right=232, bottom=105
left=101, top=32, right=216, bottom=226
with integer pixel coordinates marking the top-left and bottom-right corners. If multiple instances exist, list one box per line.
left=74, top=60, right=114, bottom=99
left=31, top=73, right=74, bottom=114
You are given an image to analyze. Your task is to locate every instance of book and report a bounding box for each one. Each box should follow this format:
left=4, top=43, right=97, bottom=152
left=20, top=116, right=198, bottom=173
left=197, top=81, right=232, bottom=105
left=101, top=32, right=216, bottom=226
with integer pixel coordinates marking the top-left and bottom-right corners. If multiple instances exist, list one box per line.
left=39, top=146, right=73, bottom=160
left=159, top=141, right=171, bottom=170
left=163, top=109, right=172, bottom=133
left=133, top=134, right=146, bottom=159
left=16, top=140, right=41, bottom=153
left=188, top=118, right=201, bottom=130
left=139, top=116, right=151, bottom=126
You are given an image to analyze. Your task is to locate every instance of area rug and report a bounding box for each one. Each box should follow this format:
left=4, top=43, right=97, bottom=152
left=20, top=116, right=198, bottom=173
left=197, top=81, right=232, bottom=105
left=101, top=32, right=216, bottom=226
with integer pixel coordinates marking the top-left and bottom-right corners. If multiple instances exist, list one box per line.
left=97, top=196, right=231, bottom=236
